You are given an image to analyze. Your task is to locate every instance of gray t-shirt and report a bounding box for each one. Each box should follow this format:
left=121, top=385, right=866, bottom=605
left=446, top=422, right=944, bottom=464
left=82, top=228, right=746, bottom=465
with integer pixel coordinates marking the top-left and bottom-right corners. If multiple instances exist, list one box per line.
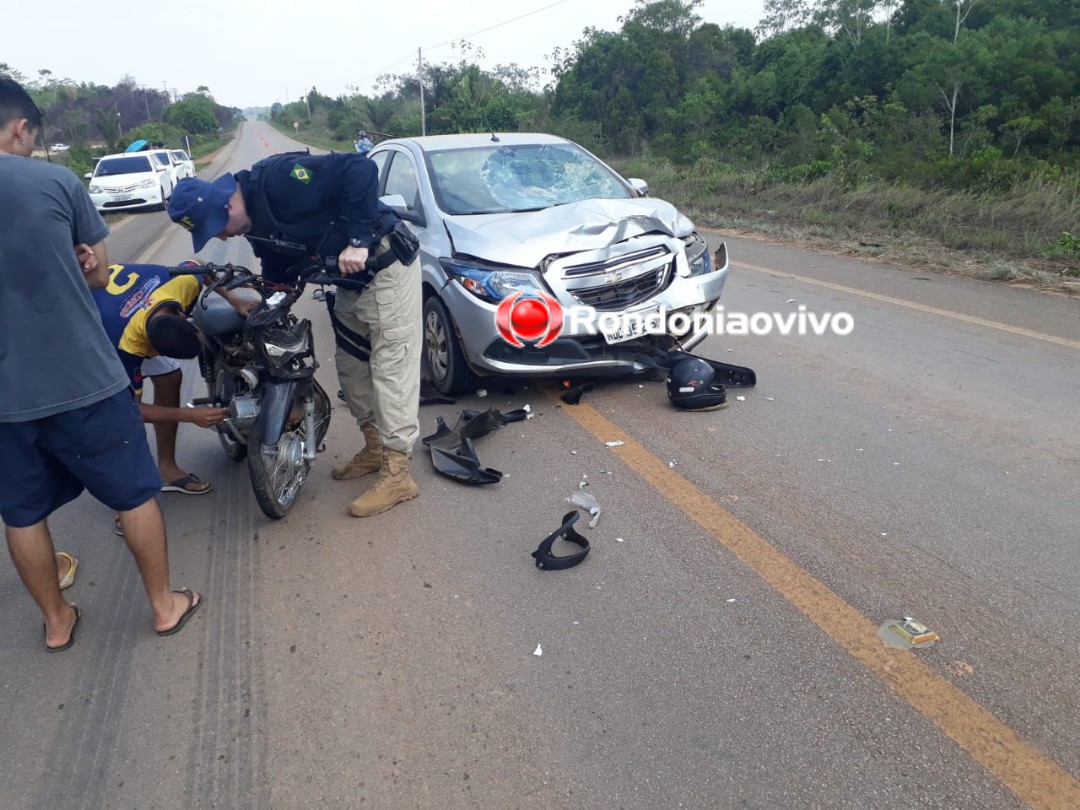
left=0, top=155, right=129, bottom=422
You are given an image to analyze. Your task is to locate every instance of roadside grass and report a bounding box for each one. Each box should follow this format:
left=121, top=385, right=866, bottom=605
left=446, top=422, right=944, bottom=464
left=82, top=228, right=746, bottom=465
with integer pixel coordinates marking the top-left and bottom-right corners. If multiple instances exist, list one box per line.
left=614, top=156, right=1080, bottom=294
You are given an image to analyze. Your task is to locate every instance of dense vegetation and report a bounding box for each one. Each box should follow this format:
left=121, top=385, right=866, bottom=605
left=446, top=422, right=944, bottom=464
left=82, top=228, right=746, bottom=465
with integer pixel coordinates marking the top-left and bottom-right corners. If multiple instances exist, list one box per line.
left=0, top=65, right=242, bottom=179
left=265, top=0, right=1078, bottom=279
left=7, top=0, right=1079, bottom=278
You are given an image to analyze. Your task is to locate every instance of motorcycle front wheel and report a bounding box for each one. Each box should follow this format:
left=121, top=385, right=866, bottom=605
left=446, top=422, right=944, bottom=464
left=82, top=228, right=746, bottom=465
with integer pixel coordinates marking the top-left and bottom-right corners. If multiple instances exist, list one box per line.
left=247, top=380, right=331, bottom=520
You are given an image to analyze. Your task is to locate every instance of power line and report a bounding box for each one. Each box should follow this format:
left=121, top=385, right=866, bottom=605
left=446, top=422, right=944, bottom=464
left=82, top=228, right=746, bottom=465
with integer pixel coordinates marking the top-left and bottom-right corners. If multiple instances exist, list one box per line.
left=346, top=0, right=569, bottom=93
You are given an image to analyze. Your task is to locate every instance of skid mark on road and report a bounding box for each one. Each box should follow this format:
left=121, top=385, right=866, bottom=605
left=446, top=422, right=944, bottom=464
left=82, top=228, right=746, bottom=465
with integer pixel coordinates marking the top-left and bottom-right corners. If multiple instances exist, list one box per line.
left=734, top=261, right=1080, bottom=351
left=34, top=545, right=142, bottom=810
left=554, top=391, right=1080, bottom=810
left=185, top=463, right=269, bottom=809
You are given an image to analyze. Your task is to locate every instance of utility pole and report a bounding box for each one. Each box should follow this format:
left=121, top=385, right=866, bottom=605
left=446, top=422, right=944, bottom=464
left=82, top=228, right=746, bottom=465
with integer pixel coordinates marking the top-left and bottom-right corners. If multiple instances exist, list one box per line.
left=142, top=88, right=152, bottom=122
left=418, top=48, right=426, bottom=137
left=305, top=90, right=311, bottom=120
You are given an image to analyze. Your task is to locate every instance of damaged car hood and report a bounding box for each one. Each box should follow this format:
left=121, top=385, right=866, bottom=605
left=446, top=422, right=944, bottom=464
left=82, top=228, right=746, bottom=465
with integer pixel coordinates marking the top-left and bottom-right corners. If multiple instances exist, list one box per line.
left=444, top=198, right=695, bottom=268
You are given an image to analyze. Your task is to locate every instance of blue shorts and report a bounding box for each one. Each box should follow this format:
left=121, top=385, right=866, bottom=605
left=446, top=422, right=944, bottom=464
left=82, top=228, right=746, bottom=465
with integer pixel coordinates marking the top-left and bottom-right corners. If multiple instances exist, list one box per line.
left=0, top=389, right=163, bottom=528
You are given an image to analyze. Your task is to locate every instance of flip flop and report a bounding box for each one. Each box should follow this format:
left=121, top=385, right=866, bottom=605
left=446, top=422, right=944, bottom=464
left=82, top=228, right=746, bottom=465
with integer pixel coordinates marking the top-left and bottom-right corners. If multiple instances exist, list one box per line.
left=156, top=589, right=203, bottom=637
left=160, top=474, right=213, bottom=495
left=45, top=604, right=80, bottom=653
left=57, top=552, right=78, bottom=590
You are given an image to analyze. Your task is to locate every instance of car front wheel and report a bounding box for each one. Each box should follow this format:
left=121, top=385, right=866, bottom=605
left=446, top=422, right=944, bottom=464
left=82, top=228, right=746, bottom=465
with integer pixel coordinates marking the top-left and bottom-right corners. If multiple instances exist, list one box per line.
left=423, top=296, right=478, bottom=396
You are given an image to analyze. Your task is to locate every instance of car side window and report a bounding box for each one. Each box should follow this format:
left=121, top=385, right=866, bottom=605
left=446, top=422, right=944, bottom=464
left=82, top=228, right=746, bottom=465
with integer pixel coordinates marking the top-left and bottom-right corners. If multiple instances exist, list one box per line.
left=367, top=150, right=390, bottom=189
left=384, top=153, right=421, bottom=212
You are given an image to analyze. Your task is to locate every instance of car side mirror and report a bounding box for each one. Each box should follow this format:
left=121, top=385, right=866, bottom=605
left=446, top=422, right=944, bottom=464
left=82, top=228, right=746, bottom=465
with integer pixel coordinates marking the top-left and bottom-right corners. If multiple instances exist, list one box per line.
left=628, top=178, right=650, bottom=197
left=84, top=172, right=93, bottom=179
left=379, top=193, right=426, bottom=228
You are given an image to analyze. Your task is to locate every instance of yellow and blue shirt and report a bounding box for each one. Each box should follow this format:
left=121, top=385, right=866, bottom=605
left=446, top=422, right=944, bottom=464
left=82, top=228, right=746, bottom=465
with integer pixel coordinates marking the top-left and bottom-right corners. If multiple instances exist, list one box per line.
left=91, top=263, right=201, bottom=395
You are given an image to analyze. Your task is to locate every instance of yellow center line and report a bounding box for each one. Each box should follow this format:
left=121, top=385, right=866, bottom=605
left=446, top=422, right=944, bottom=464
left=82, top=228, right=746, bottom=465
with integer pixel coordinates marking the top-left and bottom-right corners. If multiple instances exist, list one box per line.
left=732, top=261, right=1080, bottom=352
left=553, top=391, right=1080, bottom=810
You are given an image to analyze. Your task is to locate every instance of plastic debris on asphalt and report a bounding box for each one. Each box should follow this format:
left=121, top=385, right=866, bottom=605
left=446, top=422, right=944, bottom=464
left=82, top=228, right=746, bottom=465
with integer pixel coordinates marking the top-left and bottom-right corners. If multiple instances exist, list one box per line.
left=533, top=644, right=543, bottom=656
left=879, top=618, right=939, bottom=649
left=476, top=388, right=488, bottom=397
left=736, top=396, right=746, bottom=402
left=606, top=441, right=625, bottom=448
left=568, top=490, right=601, bottom=528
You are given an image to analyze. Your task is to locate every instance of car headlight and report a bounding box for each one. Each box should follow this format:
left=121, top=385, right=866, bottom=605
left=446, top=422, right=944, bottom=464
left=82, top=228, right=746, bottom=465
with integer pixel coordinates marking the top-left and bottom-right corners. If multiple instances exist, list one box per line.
left=440, top=258, right=547, bottom=303
left=684, top=233, right=712, bottom=276
left=137, top=179, right=156, bottom=189
left=88, top=184, right=102, bottom=194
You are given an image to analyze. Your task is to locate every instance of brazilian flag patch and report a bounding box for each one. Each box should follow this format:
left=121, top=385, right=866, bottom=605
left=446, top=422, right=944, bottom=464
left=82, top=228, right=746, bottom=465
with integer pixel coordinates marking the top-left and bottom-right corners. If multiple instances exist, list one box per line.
left=290, top=164, right=313, bottom=184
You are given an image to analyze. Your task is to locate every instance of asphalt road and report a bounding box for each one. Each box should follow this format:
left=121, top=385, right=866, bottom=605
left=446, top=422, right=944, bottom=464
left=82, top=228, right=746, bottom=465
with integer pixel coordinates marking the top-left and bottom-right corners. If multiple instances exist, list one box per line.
left=1, top=121, right=1077, bottom=810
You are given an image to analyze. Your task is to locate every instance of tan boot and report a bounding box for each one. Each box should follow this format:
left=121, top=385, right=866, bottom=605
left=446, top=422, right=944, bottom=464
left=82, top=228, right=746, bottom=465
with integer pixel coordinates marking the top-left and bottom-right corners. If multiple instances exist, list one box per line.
left=332, top=423, right=382, bottom=480
left=348, top=448, right=420, bottom=517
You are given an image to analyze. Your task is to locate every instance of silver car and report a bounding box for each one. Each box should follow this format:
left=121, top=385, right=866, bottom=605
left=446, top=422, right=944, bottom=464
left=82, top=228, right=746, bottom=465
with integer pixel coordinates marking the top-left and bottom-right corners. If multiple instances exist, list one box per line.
left=367, top=133, right=730, bottom=394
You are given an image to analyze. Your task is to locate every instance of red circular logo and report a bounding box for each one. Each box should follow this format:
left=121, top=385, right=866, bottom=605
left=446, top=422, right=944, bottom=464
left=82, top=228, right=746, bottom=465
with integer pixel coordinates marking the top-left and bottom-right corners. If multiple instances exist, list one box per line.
left=495, top=292, right=564, bottom=348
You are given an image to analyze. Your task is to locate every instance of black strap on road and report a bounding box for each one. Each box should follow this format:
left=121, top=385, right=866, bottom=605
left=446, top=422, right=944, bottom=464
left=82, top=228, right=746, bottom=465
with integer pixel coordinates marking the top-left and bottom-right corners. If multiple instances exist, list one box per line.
left=532, top=511, right=591, bottom=571
left=324, top=291, right=371, bottom=363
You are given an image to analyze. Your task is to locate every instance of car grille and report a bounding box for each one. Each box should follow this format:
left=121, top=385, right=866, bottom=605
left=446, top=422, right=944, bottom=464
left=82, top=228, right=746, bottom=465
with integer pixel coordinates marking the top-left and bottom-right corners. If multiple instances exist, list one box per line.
left=561, top=246, right=674, bottom=311
left=103, top=182, right=141, bottom=193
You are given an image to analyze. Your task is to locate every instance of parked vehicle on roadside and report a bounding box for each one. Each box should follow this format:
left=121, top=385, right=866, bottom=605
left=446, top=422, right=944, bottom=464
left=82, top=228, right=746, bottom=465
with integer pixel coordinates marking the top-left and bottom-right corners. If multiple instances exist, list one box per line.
left=147, top=149, right=179, bottom=197
left=366, top=132, right=730, bottom=394
left=50, top=143, right=70, bottom=152
left=174, top=259, right=352, bottom=519
left=85, top=152, right=171, bottom=212
left=170, top=149, right=196, bottom=180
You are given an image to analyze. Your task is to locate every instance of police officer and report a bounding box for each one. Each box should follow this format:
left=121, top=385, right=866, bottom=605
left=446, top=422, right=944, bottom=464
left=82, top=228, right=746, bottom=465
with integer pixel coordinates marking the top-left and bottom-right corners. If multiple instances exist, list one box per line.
left=167, top=152, right=421, bottom=517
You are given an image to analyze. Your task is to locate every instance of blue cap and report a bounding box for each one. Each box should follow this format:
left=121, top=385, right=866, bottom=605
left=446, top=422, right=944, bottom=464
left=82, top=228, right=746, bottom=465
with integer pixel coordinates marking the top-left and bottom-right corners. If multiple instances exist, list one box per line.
left=168, top=174, right=237, bottom=252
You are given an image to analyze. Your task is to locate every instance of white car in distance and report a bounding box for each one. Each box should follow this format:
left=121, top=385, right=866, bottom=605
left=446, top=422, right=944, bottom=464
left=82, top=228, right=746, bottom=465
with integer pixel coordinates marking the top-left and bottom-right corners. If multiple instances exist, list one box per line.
left=86, top=152, right=171, bottom=213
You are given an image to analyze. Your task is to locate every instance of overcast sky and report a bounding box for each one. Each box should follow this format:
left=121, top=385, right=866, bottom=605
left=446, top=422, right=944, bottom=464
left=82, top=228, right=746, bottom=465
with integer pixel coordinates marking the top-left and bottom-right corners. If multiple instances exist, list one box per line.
left=6, top=0, right=765, bottom=109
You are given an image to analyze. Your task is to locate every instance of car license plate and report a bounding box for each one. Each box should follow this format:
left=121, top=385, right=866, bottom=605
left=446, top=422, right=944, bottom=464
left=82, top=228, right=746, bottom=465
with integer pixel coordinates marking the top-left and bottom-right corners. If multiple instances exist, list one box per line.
left=113, top=194, right=134, bottom=201
left=600, top=309, right=657, bottom=345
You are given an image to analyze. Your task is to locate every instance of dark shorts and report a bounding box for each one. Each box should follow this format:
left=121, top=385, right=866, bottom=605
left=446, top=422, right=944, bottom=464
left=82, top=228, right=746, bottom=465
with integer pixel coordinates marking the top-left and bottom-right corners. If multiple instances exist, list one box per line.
left=0, top=389, right=163, bottom=528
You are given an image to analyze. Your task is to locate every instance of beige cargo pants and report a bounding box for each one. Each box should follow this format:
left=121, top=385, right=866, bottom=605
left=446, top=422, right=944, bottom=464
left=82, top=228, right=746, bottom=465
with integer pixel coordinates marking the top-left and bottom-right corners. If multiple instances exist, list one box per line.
left=333, top=256, right=422, bottom=453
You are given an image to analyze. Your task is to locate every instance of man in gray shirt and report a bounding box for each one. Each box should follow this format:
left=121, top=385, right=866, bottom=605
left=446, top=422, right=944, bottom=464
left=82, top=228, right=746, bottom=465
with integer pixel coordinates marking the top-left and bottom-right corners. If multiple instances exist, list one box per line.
left=0, top=76, right=203, bottom=650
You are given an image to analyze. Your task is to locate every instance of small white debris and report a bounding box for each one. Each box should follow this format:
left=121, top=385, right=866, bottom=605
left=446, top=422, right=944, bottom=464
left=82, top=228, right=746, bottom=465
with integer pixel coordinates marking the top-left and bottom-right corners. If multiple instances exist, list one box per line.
left=857, top=448, right=864, bottom=452
left=533, top=644, right=543, bottom=656
left=786, top=298, right=796, bottom=304
left=523, top=404, right=531, bottom=412
left=880, top=533, right=888, bottom=537
left=727, top=598, right=736, bottom=603
left=571, top=450, right=577, bottom=455
left=668, top=461, right=676, bottom=468
left=736, top=396, right=746, bottom=402
left=893, top=462, right=900, bottom=466
left=476, top=388, right=487, bottom=397
left=766, top=397, right=775, bottom=401
left=638, top=385, right=644, bottom=389
left=615, top=538, right=624, bottom=543
left=606, top=441, right=625, bottom=448
left=573, top=621, right=580, bottom=625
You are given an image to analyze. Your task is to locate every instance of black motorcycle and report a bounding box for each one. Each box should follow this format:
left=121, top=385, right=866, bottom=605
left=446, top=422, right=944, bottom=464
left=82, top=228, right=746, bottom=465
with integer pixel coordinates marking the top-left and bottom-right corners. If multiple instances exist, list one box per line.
left=171, top=259, right=344, bottom=519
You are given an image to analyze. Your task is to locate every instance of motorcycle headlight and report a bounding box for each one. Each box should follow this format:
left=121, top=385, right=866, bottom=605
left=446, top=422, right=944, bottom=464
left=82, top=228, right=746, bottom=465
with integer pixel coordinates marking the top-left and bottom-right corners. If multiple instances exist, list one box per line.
left=260, top=325, right=311, bottom=367
left=684, top=233, right=712, bottom=276
left=440, top=258, right=547, bottom=303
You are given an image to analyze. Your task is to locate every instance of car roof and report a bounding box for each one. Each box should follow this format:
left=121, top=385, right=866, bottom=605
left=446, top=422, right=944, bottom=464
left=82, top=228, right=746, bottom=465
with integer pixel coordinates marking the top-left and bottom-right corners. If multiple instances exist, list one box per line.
left=98, top=152, right=153, bottom=161
left=378, top=132, right=571, bottom=153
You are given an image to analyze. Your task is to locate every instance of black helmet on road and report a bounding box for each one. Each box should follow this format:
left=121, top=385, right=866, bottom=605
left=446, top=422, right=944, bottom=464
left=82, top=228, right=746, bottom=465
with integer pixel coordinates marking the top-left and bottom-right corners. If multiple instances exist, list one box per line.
left=667, top=358, right=728, bottom=410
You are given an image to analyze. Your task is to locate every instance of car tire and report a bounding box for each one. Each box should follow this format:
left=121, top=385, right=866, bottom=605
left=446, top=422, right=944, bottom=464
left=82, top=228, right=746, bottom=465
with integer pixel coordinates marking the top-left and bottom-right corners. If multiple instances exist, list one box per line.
left=423, top=296, right=478, bottom=396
